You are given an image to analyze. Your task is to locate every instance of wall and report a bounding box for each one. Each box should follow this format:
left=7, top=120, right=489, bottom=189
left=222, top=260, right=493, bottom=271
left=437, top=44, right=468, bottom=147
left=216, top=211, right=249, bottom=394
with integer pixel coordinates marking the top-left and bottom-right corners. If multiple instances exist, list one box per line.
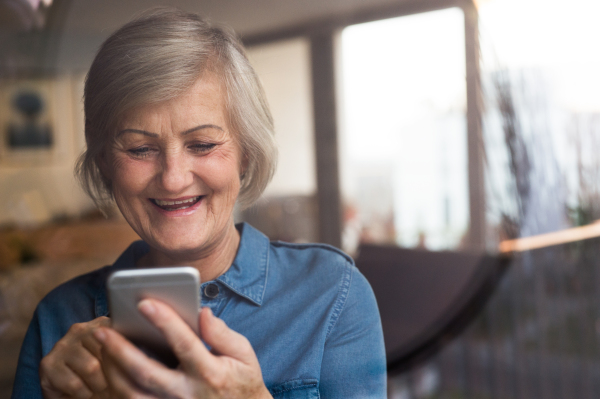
left=0, top=38, right=317, bottom=227
left=0, top=73, right=95, bottom=227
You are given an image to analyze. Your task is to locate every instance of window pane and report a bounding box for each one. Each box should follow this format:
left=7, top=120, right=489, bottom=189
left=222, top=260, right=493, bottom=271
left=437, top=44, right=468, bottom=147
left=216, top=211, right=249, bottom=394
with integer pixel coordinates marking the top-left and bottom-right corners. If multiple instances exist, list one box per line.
left=480, top=0, right=600, bottom=239
left=243, top=39, right=317, bottom=242
left=338, top=8, right=467, bottom=252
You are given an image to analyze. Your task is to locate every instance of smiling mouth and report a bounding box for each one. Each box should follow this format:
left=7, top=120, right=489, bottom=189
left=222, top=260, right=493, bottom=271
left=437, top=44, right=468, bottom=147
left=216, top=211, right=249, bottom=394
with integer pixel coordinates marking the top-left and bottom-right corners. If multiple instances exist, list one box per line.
left=150, top=196, right=203, bottom=211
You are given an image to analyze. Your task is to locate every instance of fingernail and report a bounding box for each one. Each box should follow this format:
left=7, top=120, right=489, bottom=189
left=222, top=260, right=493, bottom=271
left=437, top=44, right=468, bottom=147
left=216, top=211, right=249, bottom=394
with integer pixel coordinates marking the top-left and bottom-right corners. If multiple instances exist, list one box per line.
left=138, top=299, right=156, bottom=315
left=93, top=329, right=106, bottom=342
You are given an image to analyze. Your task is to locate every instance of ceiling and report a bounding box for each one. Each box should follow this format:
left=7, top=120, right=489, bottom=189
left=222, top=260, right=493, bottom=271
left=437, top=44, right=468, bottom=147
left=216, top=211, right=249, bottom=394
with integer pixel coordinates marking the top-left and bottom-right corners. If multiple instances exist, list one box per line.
left=60, top=0, right=419, bottom=37
left=1, top=0, right=459, bottom=74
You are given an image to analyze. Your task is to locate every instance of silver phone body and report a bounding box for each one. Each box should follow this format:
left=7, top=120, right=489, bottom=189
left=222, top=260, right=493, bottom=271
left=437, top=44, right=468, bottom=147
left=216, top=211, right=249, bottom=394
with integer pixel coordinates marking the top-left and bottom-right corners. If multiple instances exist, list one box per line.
left=107, top=267, right=200, bottom=365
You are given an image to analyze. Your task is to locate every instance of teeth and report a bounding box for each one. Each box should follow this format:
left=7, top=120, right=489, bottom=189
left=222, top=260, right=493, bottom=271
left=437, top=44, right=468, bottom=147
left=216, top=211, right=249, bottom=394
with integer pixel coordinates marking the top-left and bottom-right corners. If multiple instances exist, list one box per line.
left=154, top=196, right=200, bottom=206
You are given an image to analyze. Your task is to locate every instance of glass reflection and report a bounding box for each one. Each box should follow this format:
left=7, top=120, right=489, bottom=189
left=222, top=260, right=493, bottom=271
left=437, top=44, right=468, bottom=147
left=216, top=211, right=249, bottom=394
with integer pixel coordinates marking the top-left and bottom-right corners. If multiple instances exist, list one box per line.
left=339, top=8, right=468, bottom=253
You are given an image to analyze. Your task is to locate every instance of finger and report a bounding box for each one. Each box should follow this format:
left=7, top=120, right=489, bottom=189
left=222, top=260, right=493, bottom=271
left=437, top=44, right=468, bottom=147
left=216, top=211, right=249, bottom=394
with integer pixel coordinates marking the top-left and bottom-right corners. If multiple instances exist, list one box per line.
left=82, top=316, right=111, bottom=358
left=81, top=334, right=103, bottom=361
left=40, top=361, right=93, bottom=399
left=90, top=392, right=111, bottom=399
left=200, top=307, right=257, bottom=365
left=102, top=349, right=155, bottom=399
left=95, top=327, right=184, bottom=397
left=64, top=348, right=107, bottom=393
left=137, top=299, right=217, bottom=371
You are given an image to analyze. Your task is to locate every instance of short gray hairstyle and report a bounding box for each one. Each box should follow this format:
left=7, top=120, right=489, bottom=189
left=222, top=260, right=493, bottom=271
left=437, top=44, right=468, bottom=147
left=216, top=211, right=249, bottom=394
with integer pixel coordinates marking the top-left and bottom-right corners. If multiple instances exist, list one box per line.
left=76, top=7, right=277, bottom=210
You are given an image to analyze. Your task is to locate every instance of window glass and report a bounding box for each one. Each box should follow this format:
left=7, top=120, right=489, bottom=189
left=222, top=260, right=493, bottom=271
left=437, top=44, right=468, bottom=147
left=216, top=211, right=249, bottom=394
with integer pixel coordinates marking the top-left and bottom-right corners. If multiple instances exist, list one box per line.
left=480, top=0, right=600, bottom=240
left=389, top=0, right=600, bottom=395
left=338, top=8, right=467, bottom=252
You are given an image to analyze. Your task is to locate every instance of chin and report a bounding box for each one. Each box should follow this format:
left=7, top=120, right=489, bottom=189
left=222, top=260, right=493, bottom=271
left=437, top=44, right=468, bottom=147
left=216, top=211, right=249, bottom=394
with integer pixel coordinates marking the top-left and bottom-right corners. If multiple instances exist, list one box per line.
left=160, top=237, right=204, bottom=254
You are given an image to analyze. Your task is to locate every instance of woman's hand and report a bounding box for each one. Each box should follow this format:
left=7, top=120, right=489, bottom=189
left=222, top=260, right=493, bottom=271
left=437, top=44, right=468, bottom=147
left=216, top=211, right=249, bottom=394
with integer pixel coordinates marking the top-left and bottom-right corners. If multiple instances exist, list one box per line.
left=40, top=316, right=110, bottom=399
left=94, top=299, right=272, bottom=399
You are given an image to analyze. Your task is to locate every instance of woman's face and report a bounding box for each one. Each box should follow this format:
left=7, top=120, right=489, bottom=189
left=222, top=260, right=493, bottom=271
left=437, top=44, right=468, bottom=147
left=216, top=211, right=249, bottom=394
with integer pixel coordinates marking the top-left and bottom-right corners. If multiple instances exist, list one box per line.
left=107, top=73, right=242, bottom=260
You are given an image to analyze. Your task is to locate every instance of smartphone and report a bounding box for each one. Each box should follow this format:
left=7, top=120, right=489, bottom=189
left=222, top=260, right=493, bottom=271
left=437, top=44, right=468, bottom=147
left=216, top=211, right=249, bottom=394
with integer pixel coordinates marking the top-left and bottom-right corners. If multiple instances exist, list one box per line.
left=107, top=267, right=200, bottom=367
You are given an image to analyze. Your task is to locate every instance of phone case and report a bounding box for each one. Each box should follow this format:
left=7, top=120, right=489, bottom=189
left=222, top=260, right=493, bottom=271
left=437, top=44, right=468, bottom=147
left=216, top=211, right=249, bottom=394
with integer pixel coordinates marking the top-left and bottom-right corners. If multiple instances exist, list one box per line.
left=107, top=267, right=200, bottom=367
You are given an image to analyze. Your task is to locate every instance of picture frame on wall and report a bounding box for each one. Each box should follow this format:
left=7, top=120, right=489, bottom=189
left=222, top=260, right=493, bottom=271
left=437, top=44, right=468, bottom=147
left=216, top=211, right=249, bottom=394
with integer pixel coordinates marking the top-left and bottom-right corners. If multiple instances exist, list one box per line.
left=0, top=76, right=78, bottom=167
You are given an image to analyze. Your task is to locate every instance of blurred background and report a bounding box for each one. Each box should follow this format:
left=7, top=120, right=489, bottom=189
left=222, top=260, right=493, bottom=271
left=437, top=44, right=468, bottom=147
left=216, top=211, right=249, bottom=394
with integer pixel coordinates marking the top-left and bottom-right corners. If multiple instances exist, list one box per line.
left=1, top=0, right=600, bottom=397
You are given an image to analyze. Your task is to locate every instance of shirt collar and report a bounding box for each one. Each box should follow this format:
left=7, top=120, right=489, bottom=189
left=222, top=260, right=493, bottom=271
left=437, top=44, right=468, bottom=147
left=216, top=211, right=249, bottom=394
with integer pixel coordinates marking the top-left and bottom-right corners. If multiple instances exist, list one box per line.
left=95, top=222, right=269, bottom=317
left=95, top=239, right=150, bottom=317
left=216, top=223, right=269, bottom=306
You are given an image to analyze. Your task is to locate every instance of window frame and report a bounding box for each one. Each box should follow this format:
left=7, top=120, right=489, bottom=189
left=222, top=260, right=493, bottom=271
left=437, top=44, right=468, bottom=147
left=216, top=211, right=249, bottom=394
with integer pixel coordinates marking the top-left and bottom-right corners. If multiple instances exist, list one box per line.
left=243, top=0, right=483, bottom=250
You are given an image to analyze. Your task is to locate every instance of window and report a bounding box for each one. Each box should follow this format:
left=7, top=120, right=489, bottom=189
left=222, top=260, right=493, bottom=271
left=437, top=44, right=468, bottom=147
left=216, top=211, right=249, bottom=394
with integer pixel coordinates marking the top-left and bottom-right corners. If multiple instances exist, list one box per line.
left=338, top=8, right=468, bottom=253
left=243, top=39, right=318, bottom=242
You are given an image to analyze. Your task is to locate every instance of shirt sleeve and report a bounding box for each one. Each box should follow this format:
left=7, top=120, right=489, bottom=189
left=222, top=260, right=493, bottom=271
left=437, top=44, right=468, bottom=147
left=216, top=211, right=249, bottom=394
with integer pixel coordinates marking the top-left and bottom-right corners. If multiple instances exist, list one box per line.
left=11, top=308, right=44, bottom=398
left=319, top=265, right=387, bottom=398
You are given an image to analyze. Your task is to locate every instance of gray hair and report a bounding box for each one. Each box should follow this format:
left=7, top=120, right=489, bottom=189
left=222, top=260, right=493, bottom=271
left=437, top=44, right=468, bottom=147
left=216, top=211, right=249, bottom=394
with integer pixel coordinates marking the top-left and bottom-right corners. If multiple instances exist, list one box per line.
left=75, top=7, right=277, bottom=210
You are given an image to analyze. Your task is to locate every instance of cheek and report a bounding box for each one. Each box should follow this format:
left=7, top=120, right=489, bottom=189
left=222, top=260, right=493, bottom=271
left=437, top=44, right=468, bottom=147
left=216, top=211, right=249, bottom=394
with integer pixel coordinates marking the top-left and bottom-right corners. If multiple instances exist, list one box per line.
left=199, top=151, right=242, bottom=192
left=111, top=157, right=155, bottom=196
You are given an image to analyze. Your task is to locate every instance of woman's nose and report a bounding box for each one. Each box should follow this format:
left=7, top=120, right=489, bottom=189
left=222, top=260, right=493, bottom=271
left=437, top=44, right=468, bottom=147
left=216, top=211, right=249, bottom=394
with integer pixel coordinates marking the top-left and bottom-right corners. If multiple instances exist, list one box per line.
left=159, top=152, right=194, bottom=193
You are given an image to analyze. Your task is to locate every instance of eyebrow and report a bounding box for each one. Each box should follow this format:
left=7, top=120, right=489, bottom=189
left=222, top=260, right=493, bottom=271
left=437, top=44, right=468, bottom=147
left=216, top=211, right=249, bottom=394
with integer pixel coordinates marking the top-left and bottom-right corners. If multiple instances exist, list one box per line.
left=117, top=124, right=224, bottom=137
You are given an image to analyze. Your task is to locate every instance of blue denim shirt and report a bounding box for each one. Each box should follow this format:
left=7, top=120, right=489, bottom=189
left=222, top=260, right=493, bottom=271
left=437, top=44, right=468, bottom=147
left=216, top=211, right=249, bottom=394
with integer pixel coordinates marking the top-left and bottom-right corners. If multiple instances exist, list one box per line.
left=12, top=223, right=386, bottom=398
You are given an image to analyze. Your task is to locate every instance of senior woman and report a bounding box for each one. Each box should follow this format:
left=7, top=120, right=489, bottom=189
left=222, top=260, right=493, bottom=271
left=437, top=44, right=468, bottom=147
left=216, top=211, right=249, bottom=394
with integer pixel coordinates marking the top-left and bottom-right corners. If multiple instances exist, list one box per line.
left=12, top=8, right=386, bottom=399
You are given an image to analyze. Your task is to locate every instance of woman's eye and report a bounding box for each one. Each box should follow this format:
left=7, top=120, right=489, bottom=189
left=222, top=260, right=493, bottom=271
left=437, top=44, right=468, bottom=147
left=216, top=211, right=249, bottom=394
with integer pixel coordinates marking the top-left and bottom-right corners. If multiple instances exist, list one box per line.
left=127, top=147, right=154, bottom=158
left=190, top=143, right=216, bottom=153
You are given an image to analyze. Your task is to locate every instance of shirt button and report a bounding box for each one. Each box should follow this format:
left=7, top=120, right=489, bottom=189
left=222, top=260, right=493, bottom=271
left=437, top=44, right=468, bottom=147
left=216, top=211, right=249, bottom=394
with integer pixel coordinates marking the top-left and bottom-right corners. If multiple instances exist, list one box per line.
left=204, top=283, right=220, bottom=299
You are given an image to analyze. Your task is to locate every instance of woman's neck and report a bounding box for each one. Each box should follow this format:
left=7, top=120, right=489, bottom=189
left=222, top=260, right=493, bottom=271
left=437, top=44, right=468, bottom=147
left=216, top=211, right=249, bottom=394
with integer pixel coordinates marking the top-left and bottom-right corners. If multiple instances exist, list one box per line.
left=137, top=221, right=241, bottom=282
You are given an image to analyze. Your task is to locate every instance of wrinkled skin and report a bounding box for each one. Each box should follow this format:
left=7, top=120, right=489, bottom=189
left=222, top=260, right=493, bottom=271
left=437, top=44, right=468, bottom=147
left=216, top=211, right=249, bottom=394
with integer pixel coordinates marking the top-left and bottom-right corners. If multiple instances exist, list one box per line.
left=95, top=299, right=272, bottom=399
left=40, top=316, right=110, bottom=399
left=39, top=300, right=271, bottom=399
